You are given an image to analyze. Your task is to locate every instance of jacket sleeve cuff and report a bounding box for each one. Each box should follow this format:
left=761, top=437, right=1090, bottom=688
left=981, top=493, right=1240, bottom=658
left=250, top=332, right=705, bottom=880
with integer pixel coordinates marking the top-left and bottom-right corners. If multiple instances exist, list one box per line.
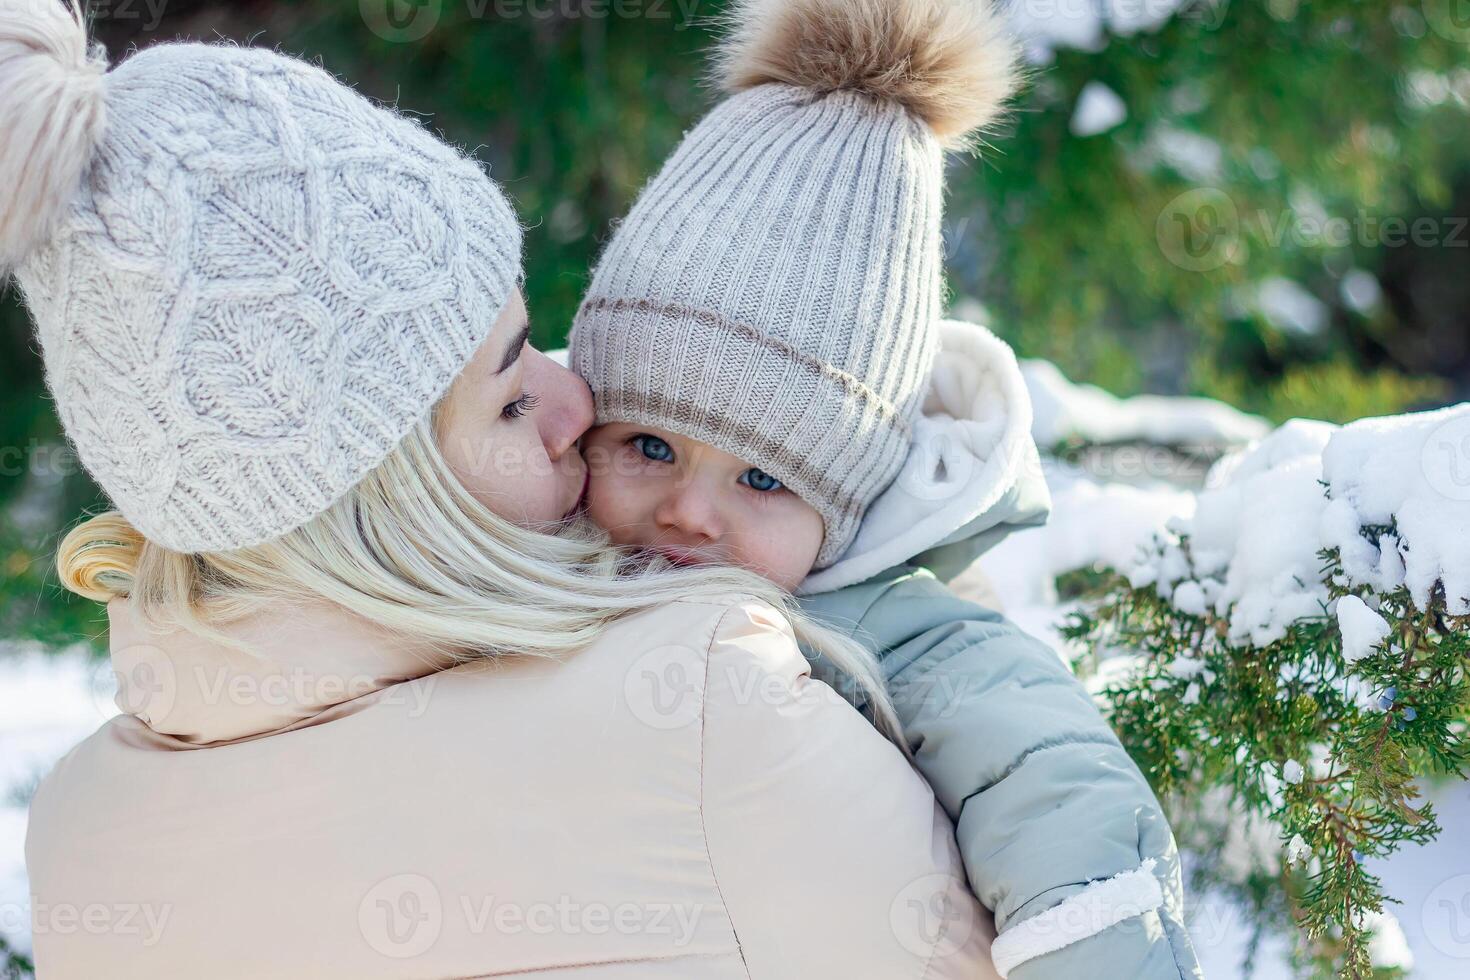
left=989, top=859, right=1164, bottom=978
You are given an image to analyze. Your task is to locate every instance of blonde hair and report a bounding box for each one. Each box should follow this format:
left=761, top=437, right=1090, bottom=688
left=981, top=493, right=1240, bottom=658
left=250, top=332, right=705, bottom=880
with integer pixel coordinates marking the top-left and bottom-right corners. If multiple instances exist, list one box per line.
left=58, top=415, right=905, bottom=744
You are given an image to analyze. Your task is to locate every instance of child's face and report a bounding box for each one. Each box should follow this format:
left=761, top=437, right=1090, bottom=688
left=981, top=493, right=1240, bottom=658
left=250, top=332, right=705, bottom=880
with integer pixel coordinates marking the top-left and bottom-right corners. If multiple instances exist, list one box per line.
left=582, top=422, right=825, bottom=591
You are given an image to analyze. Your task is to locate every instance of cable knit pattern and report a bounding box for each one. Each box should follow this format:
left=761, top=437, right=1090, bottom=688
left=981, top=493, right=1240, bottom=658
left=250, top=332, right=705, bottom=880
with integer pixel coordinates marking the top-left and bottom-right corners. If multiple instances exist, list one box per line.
left=15, top=42, right=521, bottom=553
left=570, top=85, right=945, bottom=568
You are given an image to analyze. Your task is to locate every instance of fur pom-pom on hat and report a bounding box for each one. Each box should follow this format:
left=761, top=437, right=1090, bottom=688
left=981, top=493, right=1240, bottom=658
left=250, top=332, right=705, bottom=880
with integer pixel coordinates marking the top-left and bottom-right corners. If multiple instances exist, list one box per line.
left=0, top=0, right=108, bottom=269
left=715, top=0, right=1021, bottom=149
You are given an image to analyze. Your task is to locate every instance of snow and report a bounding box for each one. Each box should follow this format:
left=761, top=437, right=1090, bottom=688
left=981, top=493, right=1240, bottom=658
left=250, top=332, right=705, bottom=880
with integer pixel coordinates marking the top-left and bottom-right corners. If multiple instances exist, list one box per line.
left=1340, top=268, right=1384, bottom=314
left=1168, top=453, right=1331, bottom=645
left=977, top=458, right=1195, bottom=651
left=1137, top=125, right=1224, bottom=181
left=1070, top=81, right=1128, bottom=137
left=1005, top=0, right=1194, bottom=62
left=1005, top=0, right=1106, bottom=61
left=1364, top=909, right=1415, bottom=971
left=1166, top=656, right=1206, bottom=679
left=1127, top=403, right=1470, bottom=641
left=1104, top=0, right=1187, bottom=35
left=910, top=365, right=1461, bottom=653
left=1336, top=594, right=1391, bottom=664
left=1406, top=69, right=1454, bottom=108
left=1171, top=580, right=1207, bottom=615
left=1321, top=404, right=1470, bottom=615
left=1204, top=418, right=1335, bottom=488
left=1251, top=277, right=1330, bottom=336
left=1022, top=359, right=1270, bottom=449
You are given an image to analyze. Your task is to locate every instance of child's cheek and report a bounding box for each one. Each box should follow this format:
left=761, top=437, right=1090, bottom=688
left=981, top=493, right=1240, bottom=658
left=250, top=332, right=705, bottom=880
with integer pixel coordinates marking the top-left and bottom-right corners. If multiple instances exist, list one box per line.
left=582, top=470, right=617, bottom=528
left=584, top=470, right=647, bottom=548
left=738, top=499, right=824, bottom=591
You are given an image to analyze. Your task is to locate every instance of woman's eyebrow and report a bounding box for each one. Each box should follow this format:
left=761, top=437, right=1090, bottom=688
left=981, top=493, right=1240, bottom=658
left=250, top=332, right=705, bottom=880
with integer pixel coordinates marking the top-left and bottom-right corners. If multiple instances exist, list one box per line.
left=495, top=323, right=532, bottom=374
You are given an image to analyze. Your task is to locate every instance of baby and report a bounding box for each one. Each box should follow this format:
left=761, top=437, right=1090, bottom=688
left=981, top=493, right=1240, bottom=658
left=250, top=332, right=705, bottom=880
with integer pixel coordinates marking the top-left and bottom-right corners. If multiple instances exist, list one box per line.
left=570, top=1, right=1199, bottom=978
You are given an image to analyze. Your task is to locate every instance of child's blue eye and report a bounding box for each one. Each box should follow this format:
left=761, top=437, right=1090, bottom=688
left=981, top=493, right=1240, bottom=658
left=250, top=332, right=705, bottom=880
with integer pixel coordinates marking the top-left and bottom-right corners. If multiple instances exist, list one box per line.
left=740, top=468, right=783, bottom=492
left=632, top=434, right=675, bottom=463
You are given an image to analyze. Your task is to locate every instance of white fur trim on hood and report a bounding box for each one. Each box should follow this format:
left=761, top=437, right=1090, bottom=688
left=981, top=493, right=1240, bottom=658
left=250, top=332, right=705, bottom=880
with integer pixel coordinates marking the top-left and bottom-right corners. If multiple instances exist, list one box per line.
left=799, top=318, right=1036, bottom=595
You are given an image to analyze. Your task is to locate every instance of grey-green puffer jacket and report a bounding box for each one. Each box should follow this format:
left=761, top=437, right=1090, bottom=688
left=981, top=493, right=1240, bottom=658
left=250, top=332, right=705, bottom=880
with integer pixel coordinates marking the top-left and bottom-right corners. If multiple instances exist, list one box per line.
left=797, top=319, right=1203, bottom=980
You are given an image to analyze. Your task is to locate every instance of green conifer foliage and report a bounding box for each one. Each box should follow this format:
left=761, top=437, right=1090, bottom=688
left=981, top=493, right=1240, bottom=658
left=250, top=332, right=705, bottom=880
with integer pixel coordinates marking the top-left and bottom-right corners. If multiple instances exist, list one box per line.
left=1068, top=525, right=1468, bottom=977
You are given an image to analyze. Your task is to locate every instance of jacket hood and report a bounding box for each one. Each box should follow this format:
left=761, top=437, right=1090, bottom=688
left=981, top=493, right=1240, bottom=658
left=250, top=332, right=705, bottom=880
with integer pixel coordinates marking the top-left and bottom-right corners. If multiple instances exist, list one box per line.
left=798, top=318, right=1051, bottom=596
left=105, top=598, right=451, bottom=745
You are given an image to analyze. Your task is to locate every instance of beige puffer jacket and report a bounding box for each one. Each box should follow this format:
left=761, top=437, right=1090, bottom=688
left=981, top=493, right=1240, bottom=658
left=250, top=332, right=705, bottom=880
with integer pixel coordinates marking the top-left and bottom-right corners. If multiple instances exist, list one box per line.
left=26, top=595, right=998, bottom=978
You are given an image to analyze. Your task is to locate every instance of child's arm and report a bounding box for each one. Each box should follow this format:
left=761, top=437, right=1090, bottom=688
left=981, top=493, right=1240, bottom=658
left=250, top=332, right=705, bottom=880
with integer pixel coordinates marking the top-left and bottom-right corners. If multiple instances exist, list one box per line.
left=800, top=567, right=1202, bottom=980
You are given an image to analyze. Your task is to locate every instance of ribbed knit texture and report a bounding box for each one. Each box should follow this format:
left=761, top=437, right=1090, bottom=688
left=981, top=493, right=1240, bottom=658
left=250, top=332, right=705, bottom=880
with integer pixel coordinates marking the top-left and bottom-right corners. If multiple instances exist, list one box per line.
left=571, top=85, right=945, bottom=567
left=15, top=42, right=522, bottom=554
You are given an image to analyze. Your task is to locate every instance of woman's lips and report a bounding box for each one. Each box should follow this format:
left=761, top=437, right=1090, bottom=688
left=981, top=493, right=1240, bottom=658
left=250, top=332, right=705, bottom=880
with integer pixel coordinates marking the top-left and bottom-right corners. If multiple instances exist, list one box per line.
left=563, top=468, right=590, bottom=520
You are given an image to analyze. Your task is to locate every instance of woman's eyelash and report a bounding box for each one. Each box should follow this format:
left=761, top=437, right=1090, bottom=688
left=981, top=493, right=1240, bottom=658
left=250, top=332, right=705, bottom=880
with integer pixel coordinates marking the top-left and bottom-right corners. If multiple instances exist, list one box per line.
left=501, top=392, right=540, bottom=420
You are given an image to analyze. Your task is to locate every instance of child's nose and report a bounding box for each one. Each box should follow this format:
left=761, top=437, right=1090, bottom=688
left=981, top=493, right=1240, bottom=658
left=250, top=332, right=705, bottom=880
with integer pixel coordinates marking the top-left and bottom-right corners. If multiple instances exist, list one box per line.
left=655, top=486, right=724, bottom=542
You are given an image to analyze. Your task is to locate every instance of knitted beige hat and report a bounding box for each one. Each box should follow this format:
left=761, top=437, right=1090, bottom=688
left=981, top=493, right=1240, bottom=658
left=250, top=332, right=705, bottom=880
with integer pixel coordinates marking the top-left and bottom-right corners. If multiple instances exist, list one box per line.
left=571, top=0, right=1020, bottom=568
left=0, top=3, right=520, bottom=554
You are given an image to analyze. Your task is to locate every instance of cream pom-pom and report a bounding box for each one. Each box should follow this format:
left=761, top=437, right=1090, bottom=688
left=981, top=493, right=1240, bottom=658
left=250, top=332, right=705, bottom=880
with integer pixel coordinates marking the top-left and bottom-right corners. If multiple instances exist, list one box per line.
left=0, top=0, right=108, bottom=269
left=715, top=0, right=1021, bottom=150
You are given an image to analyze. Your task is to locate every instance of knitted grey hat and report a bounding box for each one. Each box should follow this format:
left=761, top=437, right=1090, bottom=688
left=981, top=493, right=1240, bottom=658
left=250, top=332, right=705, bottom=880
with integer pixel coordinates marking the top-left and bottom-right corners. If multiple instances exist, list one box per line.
left=0, top=3, right=521, bottom=554
left=570, top=0, right=1019, bottom=568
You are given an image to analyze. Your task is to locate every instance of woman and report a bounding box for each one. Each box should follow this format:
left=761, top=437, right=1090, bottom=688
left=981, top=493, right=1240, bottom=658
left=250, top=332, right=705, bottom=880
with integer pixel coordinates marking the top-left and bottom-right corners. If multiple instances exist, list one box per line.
left=5, top=4, right=997, bottom=977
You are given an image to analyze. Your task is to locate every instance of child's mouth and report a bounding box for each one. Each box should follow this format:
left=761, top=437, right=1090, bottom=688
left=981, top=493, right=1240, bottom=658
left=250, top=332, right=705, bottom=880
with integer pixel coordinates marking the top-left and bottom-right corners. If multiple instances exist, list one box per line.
left=651, top=547, right=709, bottom=568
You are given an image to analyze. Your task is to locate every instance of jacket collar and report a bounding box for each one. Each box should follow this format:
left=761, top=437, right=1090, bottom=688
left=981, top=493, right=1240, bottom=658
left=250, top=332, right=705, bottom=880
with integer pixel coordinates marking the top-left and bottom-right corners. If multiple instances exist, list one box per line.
left=106, top=598, right=451, bottom=745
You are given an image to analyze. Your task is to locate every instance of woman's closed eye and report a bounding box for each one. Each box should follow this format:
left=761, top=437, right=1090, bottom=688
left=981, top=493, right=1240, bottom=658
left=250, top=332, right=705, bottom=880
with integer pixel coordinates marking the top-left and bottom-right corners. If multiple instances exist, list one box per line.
left=501, top=392, right=540, bottom=420
left=631, top=434, right=675, bottom=463
left=739, top=468, right=783, bottom=493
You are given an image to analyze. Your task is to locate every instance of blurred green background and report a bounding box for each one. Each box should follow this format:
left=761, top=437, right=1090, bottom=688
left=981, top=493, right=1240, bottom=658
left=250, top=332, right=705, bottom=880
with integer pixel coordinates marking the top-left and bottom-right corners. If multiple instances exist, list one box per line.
left=2, top=0, right=1468, bottom=644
